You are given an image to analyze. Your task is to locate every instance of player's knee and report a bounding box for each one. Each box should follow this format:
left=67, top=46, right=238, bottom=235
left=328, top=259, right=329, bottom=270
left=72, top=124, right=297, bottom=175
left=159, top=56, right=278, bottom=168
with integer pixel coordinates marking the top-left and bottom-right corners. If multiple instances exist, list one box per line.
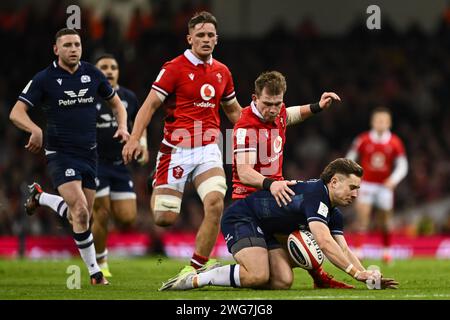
left=68, top=199, right=89, bottom=225
left=203, top=197, right=224, bottom=222
left=71, top=206, right=89, bottom=226
left=116, top=211, right=136, bottom=229
left=152, top=195, right=181, bottom=226
left=154, top=211, right=178, bottom=226
left=93, top=207, right=109, bottom=226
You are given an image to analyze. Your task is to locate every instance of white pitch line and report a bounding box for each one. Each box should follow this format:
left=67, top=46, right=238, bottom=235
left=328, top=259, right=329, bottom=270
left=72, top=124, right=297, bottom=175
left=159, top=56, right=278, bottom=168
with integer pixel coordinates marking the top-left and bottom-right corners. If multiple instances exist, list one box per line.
left=286, top=293, right=450, bottom=299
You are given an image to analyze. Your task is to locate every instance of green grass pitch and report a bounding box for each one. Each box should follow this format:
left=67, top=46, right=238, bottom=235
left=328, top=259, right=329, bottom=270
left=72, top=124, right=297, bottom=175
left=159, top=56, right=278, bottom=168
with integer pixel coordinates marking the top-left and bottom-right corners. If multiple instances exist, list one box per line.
left=0, top=257, right=449, bottom=300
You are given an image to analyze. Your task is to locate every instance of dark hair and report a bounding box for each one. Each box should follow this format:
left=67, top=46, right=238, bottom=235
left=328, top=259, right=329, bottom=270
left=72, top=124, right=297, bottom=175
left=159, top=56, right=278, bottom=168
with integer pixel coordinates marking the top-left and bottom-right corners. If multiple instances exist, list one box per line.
left=188, top=11, right=217, bottom=30
left=254, top=71, right=287, bottom=96
left=55, top=28, right=80, bottom=42
left=94, top=53, right=117, bottom=65
left=371, top=106, right=391, bottom=117
left=320, top=158, right=363, bottom=184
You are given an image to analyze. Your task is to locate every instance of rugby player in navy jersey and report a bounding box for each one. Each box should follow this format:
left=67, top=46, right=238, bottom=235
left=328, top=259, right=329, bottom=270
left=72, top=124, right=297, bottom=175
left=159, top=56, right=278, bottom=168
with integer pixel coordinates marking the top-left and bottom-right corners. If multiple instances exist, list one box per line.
left=92, top=53, right=148, bottom=277
left=161, top=158, right=398, bottom=291
left=9, top=28, right=129, bottom=285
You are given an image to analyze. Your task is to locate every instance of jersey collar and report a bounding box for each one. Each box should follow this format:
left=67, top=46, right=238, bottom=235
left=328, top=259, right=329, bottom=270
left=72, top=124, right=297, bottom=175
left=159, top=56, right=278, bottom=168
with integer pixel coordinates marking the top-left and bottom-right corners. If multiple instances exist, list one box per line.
left=322, top=181, right=334, bottom=208
left=53, top=60, right=82, bottom=74
left=250, top=101, right=265, bottom=121
left=369, top=130, right=391, bottom=144
left=184, top=49, right=213, bottom=66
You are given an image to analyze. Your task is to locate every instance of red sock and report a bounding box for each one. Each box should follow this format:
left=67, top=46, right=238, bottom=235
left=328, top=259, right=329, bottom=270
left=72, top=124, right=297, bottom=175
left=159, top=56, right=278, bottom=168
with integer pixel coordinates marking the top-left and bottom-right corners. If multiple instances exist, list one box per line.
left=308, top=266, right=324, bottom=278
left=190, top=252, right=208, bottom=270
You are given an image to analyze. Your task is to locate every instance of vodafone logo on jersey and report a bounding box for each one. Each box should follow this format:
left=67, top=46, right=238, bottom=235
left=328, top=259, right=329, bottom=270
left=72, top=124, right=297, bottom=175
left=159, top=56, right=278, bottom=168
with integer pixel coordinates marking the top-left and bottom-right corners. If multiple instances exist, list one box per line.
left=273, top=136, right=283, bottom=153
left=200, top=84, right=215, bottom=101
left=194, top=84, right=216, bottom=108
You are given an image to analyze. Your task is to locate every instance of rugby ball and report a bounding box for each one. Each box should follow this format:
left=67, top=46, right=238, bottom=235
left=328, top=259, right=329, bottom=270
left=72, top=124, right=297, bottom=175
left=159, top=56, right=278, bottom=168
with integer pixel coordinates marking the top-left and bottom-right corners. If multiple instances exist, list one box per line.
left=287, top=230, right=324, bottom=270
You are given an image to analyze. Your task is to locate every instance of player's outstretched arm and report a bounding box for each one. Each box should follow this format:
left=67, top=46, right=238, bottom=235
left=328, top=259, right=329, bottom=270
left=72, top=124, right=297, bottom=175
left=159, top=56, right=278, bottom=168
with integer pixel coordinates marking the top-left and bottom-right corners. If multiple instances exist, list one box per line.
left=9, top=100, right=43, bottom=154
left=333, top=234, right=398, bottom=289
left=221, top=99, right=242, bottom=124
left=286, top=92, right=341, bottom=126
left=332, top=234, right=365, bottom=271
left=122, top=89, right=162, bottom=164
left=309, top=221, right=378, bottom=283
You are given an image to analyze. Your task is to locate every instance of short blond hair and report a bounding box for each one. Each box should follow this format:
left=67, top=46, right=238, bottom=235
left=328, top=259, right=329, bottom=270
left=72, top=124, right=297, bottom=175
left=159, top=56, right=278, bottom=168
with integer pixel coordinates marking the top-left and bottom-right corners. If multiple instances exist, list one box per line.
left=254, top=71, right=287, bottom=97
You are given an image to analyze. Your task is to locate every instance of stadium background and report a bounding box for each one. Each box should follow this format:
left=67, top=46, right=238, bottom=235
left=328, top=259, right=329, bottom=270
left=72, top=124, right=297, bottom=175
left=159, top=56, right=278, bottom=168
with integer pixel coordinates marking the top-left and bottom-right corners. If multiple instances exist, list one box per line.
left=0, top=0, right=449, bottom=260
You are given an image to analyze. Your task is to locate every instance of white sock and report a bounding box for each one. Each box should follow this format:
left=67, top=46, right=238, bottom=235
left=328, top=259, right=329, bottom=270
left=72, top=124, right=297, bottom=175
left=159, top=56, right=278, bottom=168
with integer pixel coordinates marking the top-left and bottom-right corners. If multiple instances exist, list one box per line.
left=73, top=230, right=101, bottom=276
left=96, top=249, right=108, bottom=262
left=197, top=264, right=241, bottom=287
left=39, top=193, right=68, bottom=218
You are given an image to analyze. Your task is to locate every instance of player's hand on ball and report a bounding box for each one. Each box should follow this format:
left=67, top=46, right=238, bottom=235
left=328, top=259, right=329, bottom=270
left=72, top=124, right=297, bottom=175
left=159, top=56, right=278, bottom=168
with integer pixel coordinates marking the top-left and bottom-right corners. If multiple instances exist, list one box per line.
left=380, top=277, right=399, bottom=289
left=355, top=270, right=379, bottom=282
left=26, top=128, right=43, bottom=154
left=319, top=92, right=341, bottom=110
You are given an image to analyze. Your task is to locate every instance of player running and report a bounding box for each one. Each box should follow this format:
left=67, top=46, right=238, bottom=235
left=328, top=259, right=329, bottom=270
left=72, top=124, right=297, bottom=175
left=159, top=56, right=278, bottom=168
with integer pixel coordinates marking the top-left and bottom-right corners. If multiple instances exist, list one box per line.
left=122, top=11, right=242, bottom=288
left=92, top=53, right=148, bottom=277
left=10, top=28, right=129, bottom=285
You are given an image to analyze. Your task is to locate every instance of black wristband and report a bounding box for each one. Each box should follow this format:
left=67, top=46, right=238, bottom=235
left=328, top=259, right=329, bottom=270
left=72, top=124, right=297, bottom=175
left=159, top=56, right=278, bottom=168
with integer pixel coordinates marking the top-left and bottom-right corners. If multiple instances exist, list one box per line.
left=262, top=178, right=275, bottom=190
left=310, top=102, right=322, bottom=114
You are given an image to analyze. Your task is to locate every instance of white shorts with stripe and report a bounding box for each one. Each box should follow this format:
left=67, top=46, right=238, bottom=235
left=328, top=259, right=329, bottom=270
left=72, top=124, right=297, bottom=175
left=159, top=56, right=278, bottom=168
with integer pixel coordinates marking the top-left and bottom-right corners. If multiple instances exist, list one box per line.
left=153, top=141, right=223, bottom=193
left=357, top=181, right=394, bottom=211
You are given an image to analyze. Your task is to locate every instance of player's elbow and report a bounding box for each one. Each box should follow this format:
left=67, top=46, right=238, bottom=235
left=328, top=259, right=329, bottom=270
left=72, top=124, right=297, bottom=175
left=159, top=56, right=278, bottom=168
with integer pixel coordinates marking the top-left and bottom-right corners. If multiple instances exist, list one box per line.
left=9, top=107, right=18, bottom=123
left=9, top=103, right=26, bottom=125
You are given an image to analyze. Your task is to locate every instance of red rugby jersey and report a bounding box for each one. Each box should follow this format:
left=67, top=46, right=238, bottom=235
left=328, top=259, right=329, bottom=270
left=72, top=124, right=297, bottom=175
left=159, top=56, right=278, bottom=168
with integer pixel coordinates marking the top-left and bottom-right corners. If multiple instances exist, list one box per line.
left=349, top=130, right=406, bottom=183
left=152, top=49, right=235, bottom=147
left=232, top=102, right=287, bottom=199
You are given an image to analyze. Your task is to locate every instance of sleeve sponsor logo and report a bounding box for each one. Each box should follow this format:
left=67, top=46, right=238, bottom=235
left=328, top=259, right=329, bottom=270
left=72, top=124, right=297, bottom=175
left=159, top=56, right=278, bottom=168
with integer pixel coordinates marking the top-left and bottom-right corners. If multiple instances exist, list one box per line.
left=317, top=201, right=329, bottom=218
left=236, top=128, right=247, bottom=145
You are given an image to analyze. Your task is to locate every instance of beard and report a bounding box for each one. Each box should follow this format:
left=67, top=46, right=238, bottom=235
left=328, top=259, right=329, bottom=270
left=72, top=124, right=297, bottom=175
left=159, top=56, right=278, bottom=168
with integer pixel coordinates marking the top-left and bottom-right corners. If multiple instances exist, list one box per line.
left=62, top=56, right=80, bottom=67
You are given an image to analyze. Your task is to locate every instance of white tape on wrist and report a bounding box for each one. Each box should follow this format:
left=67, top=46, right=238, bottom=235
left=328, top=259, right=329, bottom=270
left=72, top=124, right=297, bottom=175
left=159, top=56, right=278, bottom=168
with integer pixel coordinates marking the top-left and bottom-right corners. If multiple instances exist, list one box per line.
left=345, top=263, right=360, bottom=278
left=345, top=264, right=354, bottom=273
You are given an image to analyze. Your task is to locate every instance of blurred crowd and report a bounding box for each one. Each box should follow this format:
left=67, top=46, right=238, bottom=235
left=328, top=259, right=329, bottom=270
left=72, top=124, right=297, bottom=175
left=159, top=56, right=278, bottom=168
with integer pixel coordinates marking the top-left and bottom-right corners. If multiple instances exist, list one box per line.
left=1, top=0, right=449, bottom=239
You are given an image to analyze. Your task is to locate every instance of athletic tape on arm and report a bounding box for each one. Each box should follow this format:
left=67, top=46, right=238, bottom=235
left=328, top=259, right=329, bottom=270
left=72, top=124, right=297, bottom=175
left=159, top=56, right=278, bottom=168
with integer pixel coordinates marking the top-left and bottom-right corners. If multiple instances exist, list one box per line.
left=286, top=106, right=302, bottom=125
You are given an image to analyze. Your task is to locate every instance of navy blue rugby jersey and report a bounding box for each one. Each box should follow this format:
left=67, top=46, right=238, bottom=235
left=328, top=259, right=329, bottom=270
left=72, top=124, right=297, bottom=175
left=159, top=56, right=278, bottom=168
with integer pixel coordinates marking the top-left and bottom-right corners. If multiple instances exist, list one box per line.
left=96, top=86, right=138, bottom=162
left=243, top=179, right=344, bottom=237
left=18, top=60, right=115, bottom=157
